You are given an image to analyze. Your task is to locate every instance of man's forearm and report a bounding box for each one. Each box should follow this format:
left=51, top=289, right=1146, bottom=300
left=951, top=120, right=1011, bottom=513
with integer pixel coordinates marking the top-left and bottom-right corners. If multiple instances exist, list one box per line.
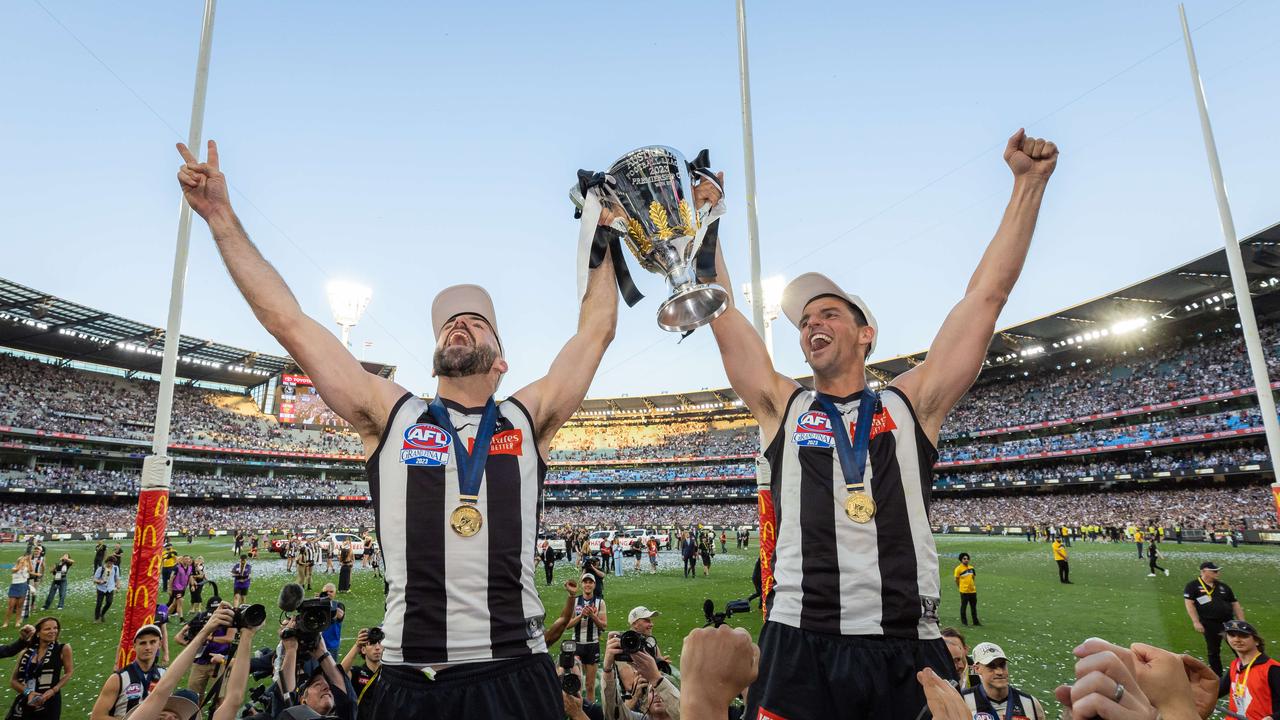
left=206, top=211, right=305, bottom=335
left=965, top=177, right=1048, bottom=300
left=577, top=247, right=619, bottom=344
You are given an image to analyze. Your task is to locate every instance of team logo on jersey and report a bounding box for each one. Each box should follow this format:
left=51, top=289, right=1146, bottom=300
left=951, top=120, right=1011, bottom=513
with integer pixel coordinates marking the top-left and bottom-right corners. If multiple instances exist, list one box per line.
left=793, top=411, right=835, bottom=448
left=125, top=682, right=144, bottom=699
left=921, top=596, right=940, bottom=624
left=525, top=613, right=545, bottom=639
left=400, top=424, right=451, bottom=466
left=467, top=428, right=524, bottom=456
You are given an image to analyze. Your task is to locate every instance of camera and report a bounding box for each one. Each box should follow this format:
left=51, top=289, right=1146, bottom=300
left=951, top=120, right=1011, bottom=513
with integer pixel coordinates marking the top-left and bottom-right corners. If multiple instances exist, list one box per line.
left=703, top=598, right=752, bottom=628
left=616, top=630, right=656, bottom=663
left=281, top=597, right=334, bottom=655
left=559, top=641, right=580, bottom=695
left=365, top=626, right=385, bottom=645
left=187, top=597, right=266, bottom=636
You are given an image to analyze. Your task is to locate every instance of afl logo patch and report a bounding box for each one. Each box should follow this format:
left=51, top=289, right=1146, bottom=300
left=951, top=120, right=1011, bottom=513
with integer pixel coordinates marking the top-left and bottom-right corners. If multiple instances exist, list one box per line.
left=400, top=424, right=451, bottom=466
left=125, top=682, right=144, bottom=699
left=975, top=714, right=996, bottom=720
left=793, top=411, right=834, bottom=448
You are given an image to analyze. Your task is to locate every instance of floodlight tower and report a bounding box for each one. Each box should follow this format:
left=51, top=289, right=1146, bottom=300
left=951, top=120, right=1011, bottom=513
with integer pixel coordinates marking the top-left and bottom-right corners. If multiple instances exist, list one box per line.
left=326, top=281, right=372, bottom=349
left=742, top=275, right=787, bottom=362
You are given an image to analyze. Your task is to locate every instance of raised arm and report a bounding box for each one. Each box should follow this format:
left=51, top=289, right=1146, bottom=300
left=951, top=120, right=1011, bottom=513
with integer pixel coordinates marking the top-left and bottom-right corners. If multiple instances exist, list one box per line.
left=176, top=141, right=406, bottom=451
left=512, top=238, right=618, bottom=458
left=892, top=130, right=1057, bottom=444
left=706, top=237, right=798, bottom=442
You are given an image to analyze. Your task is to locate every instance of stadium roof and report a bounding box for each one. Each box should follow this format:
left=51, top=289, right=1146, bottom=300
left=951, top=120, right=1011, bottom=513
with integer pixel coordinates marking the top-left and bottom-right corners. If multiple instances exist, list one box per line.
left=579, top=221, right=1280, bottom=413
left=0, top=277, right=396, bottom=388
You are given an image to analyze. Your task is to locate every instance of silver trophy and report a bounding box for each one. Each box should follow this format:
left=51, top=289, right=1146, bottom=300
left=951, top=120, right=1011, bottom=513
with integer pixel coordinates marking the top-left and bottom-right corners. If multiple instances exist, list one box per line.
left=574, top=146, right=729, bottom=333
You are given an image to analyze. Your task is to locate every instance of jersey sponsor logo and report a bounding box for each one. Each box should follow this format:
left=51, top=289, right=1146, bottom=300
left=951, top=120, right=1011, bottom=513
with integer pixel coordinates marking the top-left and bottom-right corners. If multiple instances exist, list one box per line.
left=793, top=411, right=835, bottom=448
left=400, top=424, right=451, bottom=466
left=854, top=407, right=898, bottom=439
left=467, top=428, right=524, bottom=456
left=125, top=681, right=144, bottom=699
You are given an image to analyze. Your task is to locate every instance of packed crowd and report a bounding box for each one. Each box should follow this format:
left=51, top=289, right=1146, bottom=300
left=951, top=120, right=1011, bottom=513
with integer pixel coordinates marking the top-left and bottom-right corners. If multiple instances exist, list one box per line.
left=547, top=463, right=754, bottom=485
left=945, top=323, right=1280, bottom=435
left=544, top=483, right=755, bottom=502
left=541, top=502, right=756, bottom=529
left=0, top=467, right=366, bottom=498
left=931, top=483, right=1276, bottom=529
left=549, top=418, right=757, bottom=461
left=0, top=501, right=372, bottom=534
left=935, top=444, right=1271, bottom=487
left=940, top=407, right=1262, bottom=462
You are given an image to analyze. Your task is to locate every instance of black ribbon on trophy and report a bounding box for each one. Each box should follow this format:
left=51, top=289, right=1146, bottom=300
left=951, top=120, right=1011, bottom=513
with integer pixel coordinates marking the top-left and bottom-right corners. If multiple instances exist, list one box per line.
left=572, top=146, right=730, bottom=334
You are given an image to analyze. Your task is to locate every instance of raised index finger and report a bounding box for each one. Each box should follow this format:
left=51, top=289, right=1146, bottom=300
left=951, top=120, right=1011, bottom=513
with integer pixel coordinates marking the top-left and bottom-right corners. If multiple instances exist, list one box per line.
left=176, top=142, right=198, bottom=164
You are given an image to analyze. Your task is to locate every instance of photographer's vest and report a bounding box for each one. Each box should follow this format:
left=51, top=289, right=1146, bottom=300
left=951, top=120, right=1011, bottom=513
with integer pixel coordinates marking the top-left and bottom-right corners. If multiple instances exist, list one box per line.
left=573, top=596, right=602, bottom=644
left=109, top=661, right=165, bottom=718
left=962, top=684, right=1042, bottom=720
left=761, top=387, right=942, bottom=639
left=369, top=394, right=546, bottom=665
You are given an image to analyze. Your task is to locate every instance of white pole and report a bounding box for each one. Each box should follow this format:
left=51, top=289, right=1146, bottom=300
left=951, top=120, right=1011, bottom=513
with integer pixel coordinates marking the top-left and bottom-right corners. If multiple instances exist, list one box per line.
left=735, top=0, right=766, bottom=339
left=1179, top=5, right=1280, bottom=486
left=150, top=0, right=218, bottom=459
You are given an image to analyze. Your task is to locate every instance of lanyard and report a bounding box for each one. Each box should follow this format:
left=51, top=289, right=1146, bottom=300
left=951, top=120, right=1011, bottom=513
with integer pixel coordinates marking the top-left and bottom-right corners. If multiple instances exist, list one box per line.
left=1198, top=577, right=1214, bottom=598
left=1235, top=654, right=1258, bottom=697
left=813, top=390, right=880, bottom=493
left=427, top=397, right=499, bottom=507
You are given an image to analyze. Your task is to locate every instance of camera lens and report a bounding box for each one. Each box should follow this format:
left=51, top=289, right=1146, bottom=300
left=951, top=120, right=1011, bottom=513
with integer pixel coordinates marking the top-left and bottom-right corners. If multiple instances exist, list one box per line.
left=561, top=673, right=582, bottom=695
left=236, top=604, right=266, bottom=628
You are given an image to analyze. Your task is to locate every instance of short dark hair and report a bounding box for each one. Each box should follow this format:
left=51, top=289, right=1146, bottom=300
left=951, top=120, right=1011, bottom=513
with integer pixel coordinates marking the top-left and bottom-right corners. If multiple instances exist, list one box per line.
left=812, top=294, right=868, bottom=327
left=958, top=553, right=970, bottom=562
left=940, top=627, right=966, bottom=646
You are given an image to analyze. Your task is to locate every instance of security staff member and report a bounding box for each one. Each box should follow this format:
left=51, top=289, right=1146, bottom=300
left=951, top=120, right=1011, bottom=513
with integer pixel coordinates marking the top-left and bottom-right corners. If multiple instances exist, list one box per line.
left=1053, top=539, right=1070, bottom=584
left=961, top=642, right=1046, bottom=720
left=1185, top=561, right=1246, bottom=676
left=953, top=553, right=979, bottom=626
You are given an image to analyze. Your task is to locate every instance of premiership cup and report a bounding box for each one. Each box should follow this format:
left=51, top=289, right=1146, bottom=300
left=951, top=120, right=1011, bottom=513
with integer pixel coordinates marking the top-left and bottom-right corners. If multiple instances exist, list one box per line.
left=578, top=146, right=729, bottom=333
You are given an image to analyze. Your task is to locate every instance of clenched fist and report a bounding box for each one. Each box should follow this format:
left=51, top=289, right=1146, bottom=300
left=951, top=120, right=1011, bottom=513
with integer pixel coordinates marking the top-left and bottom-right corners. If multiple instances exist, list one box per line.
left=1004, top=129, right=1058, bottom=180
left=176, top=140, right=233, bottom=222
left=679, top=625, right=758, bottom=720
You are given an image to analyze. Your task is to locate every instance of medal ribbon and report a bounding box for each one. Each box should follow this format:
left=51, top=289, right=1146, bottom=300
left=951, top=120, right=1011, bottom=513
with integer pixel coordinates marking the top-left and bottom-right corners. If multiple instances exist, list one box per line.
left=813, top=390, right=880, bottom=496
left=427, top=397, right=499, bottom=508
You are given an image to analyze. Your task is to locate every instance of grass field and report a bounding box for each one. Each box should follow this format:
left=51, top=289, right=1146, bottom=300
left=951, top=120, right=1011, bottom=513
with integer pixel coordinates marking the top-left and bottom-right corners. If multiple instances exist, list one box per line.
left=1, top=535, right=1276, bottom=718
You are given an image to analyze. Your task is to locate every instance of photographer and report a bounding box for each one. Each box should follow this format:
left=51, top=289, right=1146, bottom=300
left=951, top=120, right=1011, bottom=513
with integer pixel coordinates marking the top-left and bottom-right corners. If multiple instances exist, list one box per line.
left=173, top=602, right=236, bottom=698
left=40, top=554, right=72, bottom=612
left=602, top=632, right=679, bottom=720
left=90, top=623, right=167, bottom=719
left=626, top=608, right=668, bottom=665
left=273, top=616, right=357, bottom=720
left=339, top=628, right=382, bottom=713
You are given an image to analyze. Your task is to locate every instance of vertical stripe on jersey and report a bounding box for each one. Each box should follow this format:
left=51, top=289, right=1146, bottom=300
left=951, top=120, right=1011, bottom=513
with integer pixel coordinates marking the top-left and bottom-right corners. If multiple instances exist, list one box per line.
left=797, top=403, right=841, bottom=634
left=486, top=450, right=528, bottom=657
left=867, top=420, right=920, bottom=635
left=370, top=394, right=414, bottom=665
left=404, top=457, right=448, bottom=660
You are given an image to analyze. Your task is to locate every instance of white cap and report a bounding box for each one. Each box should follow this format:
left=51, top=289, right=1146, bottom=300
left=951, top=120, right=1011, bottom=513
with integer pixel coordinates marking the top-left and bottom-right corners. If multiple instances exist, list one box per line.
left=972, top=642, right=1007, bottom=666
left=628, top=606, right=661, bottom=625
left=431, top=284, right=501, bottom=349
left=780, top=272, right=878, bottom=356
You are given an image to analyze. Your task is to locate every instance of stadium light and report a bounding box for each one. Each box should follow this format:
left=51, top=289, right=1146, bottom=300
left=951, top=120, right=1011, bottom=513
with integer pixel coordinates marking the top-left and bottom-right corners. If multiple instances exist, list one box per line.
left=326, top=280, right=373, bottom=349
left=742, top=274, right=787, bottom=362
left=1110, top=317, right=1149, bottom=335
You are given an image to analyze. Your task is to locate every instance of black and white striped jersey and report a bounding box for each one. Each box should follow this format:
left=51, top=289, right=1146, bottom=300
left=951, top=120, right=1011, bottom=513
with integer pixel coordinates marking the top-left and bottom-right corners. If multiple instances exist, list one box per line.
left=761, top=386, right=942, bottom=639
left=368, top=393, right=547, bottom=665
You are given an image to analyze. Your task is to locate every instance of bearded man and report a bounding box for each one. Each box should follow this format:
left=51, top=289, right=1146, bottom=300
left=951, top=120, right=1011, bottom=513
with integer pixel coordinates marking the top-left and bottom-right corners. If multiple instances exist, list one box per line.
left=176, top=139, right=619, bottom=719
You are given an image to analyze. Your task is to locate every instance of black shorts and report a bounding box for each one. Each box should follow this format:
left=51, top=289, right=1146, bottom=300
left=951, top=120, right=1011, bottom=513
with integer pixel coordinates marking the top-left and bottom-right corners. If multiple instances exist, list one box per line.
left=745, top=621, right=956, bottom=720
left=575, top=641, right=600, bottom=665
left=369, top=654, right=561, bottom=720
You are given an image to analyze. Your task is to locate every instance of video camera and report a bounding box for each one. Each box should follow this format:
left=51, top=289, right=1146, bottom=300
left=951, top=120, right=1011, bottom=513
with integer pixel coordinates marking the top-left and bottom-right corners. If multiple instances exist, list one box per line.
left=278, top=583, right=334, bottom=656
left=703, top=598, right=752, bottom=628
left=186, top=596, right=267, bottom=637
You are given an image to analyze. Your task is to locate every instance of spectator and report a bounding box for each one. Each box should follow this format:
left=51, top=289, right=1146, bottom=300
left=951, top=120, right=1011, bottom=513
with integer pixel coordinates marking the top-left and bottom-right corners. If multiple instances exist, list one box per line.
left=92, top=542, right=105, bottom=572
left=940, top=627, right=973, bottom=690
left=92, top=556, right=120, bottom=623
left=1219, top=619, right=1280, bottom=720
left=6, top=617, right=72, bottom=720
left=337, top=543, right=353, bottom=594
left=960, top=642, right=1046, bottom=720
left=188, top=557, right=207, bottom=609
left=230, top=555, right=251, bottom=606
left=40, top=555, right=72, bottom=613
left=167, top=556, right=193, bottom=622
left=319, top=585, right=345, bottom=658
left=4, top=555, right=32, bottom=628
left=953, top=552, right=979, bottom=626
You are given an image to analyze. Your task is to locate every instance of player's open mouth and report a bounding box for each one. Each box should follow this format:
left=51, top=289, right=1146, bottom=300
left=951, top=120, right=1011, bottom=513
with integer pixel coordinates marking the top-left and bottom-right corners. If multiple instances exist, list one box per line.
left=447, top=329, right=473, bottom=347
left=809, top=333, right=832, bottom=351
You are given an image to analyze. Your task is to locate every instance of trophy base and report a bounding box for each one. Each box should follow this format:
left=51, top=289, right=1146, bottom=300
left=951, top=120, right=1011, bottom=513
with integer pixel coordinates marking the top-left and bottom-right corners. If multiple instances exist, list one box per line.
left=657, top=283, right=729, bottom=333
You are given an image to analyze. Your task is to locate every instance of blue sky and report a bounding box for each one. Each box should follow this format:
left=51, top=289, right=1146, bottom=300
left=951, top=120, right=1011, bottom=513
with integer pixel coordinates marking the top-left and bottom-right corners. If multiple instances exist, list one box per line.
left=3, top=0, right=1279, bottom=399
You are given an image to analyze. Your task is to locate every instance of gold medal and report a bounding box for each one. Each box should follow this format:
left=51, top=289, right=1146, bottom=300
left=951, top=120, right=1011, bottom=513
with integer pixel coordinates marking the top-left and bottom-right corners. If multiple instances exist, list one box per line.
left=450, top=505, right=483, bottom=537
left=845, top=492, right=876, bottom=523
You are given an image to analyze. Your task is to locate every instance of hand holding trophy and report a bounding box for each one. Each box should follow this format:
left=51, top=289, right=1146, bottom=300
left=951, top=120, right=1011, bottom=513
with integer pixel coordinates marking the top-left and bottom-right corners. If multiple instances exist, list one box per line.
left=573, top=146, right=729, bottom=333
